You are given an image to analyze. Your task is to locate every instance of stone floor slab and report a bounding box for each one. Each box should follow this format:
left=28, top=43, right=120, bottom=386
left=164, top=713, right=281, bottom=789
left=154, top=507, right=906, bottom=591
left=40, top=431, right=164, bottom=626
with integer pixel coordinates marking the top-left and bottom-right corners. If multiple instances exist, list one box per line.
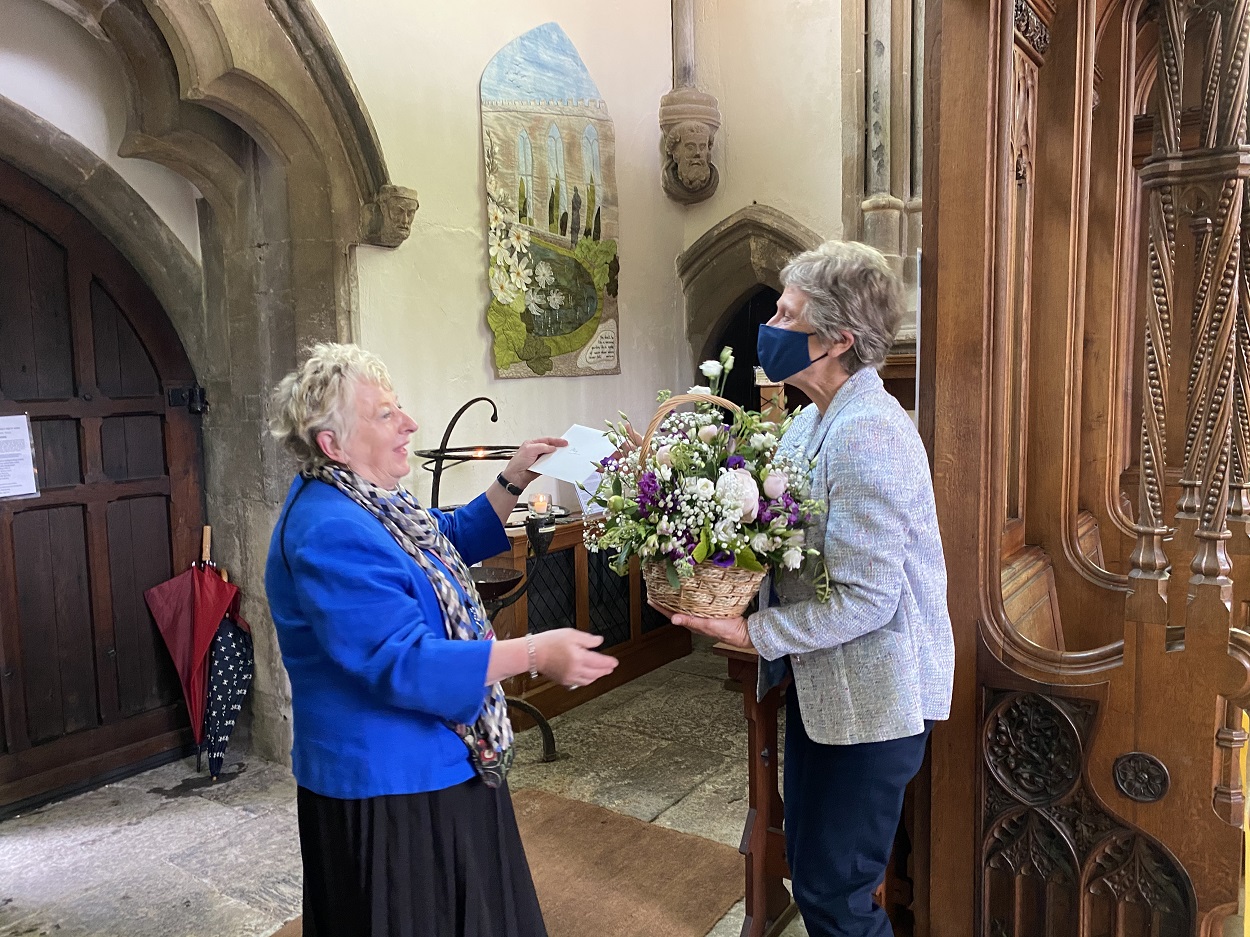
left=166, top=809, right=300, bottom=920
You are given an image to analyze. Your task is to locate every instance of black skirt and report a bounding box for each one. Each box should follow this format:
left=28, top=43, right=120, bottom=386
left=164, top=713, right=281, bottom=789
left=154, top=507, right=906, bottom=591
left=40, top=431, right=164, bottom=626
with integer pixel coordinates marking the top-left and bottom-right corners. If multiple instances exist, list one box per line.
left=296, top=778, right=547, bottom=937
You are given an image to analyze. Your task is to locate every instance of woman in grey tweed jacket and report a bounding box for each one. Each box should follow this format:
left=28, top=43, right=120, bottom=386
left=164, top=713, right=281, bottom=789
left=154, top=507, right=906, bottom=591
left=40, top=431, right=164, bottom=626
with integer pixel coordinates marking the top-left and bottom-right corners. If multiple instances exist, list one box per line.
left=663, top=240, right=954, bottom=937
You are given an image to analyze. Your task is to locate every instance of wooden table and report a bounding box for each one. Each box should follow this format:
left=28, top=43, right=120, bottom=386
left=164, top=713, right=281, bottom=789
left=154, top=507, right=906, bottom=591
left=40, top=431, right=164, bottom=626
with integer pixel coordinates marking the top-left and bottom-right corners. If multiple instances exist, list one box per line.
left=713, top=642, right=798, bottom=937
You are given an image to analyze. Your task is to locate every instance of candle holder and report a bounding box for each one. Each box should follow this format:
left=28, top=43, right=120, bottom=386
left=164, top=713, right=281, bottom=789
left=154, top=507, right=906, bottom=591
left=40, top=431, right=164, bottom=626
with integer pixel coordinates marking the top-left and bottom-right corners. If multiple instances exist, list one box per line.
left=411, top=396, right=517, bottom=508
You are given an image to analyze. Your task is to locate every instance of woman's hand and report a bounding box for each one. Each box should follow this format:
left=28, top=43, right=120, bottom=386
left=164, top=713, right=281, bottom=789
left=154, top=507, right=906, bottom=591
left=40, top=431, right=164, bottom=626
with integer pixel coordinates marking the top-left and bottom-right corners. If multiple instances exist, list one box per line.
left=648, top=600, right=753, bottom=649
left=502, top=436, right=568, bottom=489
left=534, top=629, right=619, bottom=688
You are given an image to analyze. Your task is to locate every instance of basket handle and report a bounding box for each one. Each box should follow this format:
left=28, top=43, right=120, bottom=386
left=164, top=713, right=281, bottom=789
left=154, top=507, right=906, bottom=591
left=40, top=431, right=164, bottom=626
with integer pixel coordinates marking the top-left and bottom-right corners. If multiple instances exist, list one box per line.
left=638, top=393, right=743, bottom=463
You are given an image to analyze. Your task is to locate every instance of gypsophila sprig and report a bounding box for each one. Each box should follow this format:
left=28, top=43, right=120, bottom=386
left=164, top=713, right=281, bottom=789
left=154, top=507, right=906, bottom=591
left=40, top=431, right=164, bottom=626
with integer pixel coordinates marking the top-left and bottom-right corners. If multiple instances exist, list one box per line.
left=584, top=347, right=825, bottom=591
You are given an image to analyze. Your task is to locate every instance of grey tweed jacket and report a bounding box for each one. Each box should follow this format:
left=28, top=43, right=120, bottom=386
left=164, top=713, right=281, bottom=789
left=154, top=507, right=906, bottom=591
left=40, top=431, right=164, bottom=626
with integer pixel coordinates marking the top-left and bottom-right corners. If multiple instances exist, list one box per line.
left=747, top=367, right=955, bottom=745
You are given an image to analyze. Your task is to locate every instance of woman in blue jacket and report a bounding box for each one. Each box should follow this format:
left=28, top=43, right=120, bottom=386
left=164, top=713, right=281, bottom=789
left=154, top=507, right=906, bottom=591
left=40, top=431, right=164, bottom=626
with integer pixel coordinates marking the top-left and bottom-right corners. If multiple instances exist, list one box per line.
left=265, top=343, right=617, bottom=937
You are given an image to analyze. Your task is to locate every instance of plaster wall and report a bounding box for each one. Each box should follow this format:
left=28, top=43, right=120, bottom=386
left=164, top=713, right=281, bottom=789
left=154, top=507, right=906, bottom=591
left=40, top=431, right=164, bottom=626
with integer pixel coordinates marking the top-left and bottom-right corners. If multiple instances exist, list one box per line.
left=682, top=0, right=845, bottom=252
left=311, top=0, right=688, bottom=510
left=0, top=0, right=203, bottom=259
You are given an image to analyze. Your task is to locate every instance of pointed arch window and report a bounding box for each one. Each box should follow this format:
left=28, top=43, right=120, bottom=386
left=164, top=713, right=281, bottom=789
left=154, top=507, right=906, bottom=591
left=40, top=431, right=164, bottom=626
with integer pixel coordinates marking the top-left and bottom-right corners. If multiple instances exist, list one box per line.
left=580, top=125, right=602, bottom=240
left=546, top=123, right=567, bottom=234
left=517, top=130, right=534, bottom=226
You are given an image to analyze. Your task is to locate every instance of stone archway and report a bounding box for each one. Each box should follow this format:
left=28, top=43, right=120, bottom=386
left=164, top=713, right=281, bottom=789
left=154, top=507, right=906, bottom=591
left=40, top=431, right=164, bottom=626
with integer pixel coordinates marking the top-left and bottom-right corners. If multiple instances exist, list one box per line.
left=676, top=204, right=822, bottom=368
left=16, top=0, right=418, bottom=761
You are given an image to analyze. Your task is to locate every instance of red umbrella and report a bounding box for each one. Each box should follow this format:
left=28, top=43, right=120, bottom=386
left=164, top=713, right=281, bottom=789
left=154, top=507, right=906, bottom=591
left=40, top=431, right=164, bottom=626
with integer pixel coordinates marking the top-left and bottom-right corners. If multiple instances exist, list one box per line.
left=143, top=529, right=243, bottom=746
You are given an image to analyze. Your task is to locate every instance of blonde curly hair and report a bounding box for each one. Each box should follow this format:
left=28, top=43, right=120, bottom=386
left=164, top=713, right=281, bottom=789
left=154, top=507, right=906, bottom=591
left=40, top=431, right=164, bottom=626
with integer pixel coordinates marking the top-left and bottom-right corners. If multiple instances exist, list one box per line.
left=269, top=343, right=393, bottom=472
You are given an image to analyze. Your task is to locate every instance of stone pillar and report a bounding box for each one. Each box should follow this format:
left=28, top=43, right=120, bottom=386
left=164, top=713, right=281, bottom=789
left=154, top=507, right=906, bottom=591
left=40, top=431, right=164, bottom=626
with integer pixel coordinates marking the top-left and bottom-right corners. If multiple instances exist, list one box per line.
left=659, top=0, right=722, bottom=204
left=862, top=0, right=904, bottom=272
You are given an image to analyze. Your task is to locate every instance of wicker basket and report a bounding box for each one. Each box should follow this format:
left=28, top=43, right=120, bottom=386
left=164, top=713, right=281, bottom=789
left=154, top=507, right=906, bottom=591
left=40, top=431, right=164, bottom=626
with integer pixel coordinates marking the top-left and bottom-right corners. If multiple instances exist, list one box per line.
left=642, top=559, right=765, bottom=617
left=638, top=392, right=769, bottom=618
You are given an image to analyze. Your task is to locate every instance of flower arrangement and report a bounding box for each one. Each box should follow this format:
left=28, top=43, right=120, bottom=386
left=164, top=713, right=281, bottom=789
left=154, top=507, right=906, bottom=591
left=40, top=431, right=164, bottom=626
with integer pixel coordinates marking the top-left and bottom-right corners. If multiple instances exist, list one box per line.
left=584, top=348, right=824, bottom=615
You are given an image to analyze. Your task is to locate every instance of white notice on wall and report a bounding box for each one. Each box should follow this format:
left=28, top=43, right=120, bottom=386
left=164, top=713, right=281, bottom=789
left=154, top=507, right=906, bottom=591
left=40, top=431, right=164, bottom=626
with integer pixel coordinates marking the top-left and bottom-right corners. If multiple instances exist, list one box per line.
left=0, top=415, right=38, bottom=500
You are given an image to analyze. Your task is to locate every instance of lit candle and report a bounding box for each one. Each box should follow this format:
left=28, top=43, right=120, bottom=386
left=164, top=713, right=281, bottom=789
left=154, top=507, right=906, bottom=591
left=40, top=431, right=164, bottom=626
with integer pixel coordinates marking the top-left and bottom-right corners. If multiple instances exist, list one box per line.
left=473, top=448, right=486, bottom=459
left=528, top=492, right=551, bottom=516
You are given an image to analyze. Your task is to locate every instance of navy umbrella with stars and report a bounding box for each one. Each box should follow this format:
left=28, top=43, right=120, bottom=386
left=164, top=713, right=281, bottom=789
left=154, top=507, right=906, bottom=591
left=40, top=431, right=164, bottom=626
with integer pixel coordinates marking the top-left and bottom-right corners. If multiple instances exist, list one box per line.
left=204, top=615, right=254, bottom=779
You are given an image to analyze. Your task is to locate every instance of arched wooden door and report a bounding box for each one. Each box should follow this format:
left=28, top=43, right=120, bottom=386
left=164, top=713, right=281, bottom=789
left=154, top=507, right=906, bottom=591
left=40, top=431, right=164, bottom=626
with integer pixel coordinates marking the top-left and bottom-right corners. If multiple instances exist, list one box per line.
left=0, top=160, right=203, bottom=811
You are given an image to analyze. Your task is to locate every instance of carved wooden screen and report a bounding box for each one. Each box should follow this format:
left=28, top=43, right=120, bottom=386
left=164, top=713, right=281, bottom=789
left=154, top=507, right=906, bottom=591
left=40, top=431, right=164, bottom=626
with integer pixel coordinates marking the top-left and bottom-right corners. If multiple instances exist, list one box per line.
left=923, top=1, right=1250, bottom=934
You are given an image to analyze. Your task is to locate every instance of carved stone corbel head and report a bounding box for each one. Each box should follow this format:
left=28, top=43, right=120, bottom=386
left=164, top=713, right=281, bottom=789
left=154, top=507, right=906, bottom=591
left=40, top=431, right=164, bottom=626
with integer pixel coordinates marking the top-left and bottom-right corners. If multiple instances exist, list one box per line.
left=363, top=183, right=420, bottom=248
left=659, top=88, right=721, bottom=205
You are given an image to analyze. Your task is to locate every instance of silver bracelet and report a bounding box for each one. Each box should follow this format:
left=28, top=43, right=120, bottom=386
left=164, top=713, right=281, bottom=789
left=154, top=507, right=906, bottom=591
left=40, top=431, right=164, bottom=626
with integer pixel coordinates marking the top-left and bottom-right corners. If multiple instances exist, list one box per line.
left=525, top=633, right=539, bottom=678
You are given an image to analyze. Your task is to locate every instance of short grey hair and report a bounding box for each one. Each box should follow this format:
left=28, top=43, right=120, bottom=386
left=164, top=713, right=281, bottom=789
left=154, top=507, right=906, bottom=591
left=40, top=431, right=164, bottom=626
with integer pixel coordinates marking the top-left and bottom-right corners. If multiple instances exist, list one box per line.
left=269, top=343, right=393, bottom=472
left=780, top=240, right=903, bottom=374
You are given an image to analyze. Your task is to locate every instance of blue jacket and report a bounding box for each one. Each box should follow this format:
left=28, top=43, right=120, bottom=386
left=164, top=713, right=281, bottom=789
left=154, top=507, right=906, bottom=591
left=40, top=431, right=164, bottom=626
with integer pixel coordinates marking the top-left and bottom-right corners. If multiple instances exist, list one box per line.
left=264, top=476, right=511, bottom=799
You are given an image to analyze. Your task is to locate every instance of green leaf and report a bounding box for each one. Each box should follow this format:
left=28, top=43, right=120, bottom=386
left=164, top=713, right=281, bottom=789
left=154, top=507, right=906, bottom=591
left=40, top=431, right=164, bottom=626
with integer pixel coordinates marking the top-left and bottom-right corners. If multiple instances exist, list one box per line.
left=665, top=560, right=681, bottom=591
left=736, top=545, right=765, bottom=572
left=692, top=529, right=711, bottom=564
left=612, top=476, right=622, bottom=497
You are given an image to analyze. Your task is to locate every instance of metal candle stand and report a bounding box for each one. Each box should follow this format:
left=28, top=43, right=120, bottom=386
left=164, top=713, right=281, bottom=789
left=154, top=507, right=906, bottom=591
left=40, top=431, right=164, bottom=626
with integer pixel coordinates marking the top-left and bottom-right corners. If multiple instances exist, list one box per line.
left=412, top=397, right=560, bottom=763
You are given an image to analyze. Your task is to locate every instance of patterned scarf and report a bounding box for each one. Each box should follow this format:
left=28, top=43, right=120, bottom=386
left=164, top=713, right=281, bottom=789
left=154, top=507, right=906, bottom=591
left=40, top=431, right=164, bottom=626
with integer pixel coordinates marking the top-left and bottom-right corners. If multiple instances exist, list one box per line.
left=309, top=464, right=514, bottom=787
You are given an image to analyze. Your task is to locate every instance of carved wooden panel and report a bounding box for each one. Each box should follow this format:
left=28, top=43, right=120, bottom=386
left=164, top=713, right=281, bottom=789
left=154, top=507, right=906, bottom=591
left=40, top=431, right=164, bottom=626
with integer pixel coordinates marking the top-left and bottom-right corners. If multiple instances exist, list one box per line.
left=981, top=692, right=1193, bottom=937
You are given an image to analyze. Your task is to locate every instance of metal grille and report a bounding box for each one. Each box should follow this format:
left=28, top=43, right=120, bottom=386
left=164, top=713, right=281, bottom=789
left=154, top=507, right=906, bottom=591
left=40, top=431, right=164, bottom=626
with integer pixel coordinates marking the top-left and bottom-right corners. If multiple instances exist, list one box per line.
left=588, top=551, right=631, bottom=648
left=525, top=547, right=576, bottom=632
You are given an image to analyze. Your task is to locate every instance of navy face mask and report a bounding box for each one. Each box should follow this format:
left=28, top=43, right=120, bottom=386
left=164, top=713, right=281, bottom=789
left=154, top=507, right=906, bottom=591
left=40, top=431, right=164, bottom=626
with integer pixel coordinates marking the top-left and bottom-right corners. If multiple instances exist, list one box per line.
left=756, top=323, right=829, bottom=382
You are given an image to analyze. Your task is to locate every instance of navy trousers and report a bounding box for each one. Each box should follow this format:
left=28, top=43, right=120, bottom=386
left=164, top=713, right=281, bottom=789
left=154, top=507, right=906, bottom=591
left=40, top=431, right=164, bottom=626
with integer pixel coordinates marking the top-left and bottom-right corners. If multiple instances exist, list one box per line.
left=783, top=687, right=933, bottom=937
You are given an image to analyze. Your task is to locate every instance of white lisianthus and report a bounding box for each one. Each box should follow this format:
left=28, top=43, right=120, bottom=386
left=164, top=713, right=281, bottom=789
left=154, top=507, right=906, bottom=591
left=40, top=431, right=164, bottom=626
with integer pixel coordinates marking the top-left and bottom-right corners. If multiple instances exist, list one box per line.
left=657, top=518, right=673, bottom=536
left=688, top=385, right=712, bottom=396
left=763, top=472, right=789, bottom=499
left=694, top=477, right=716, bottom=500
left=750, top=532, right=771, bottom=552
left=656, top=445, right=672, bottom=467
left=716, top=468, right=760, bottom=522
left=750, top=433, right=767, bottom=449
left=658, top=464, right=673, bottom=481
left=698, top=424, right=719, bottom=443
left=700, top=360, right=723, bottom=379
left=782, top=547, right=803, bottom=570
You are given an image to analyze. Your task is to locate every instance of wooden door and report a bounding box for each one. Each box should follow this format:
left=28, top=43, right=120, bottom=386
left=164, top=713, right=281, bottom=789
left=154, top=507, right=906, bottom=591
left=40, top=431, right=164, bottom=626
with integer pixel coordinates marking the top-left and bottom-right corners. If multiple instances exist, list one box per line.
left=923, top=1, right=1250, bottom=935
left=0, top=160, right=204, bottom=811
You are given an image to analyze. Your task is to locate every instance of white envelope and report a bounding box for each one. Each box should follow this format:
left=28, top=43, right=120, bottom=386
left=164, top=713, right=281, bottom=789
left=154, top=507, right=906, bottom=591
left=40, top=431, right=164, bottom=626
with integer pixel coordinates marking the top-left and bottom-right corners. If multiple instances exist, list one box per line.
left=531, top=424, right=617, bottom=485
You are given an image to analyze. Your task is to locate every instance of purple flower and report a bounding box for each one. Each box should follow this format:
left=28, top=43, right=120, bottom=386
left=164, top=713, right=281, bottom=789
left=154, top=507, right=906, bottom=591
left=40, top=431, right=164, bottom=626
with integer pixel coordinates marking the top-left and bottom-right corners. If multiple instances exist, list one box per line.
left=710, top=550, right=735, bottom=568
left=726, top=455, right=746, bottom=470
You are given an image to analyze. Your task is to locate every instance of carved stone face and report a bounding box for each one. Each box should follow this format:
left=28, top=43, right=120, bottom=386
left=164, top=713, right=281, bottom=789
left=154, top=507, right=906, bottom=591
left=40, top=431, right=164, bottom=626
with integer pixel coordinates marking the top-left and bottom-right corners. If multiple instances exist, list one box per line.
left=668, top=121, right=713, bottom=190
left=382, top=190, right=418, bottom=238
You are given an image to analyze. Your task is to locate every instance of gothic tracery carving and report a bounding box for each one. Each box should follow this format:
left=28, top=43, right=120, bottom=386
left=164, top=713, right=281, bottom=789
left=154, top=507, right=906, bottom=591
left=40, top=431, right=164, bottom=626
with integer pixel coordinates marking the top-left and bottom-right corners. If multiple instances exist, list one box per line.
left=987, top=809, right=1077, bottom=883
left=984, top=694, right=1081, bottom=805
left=1042, top=787, right=1122, bottom=858
left=1087, top=834, right=1191, bottom=918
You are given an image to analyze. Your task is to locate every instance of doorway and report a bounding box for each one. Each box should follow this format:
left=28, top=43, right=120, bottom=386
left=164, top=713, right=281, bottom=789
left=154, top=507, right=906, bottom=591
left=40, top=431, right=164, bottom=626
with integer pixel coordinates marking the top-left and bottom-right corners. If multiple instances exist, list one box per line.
left=0, top=159, right=204, bottom=812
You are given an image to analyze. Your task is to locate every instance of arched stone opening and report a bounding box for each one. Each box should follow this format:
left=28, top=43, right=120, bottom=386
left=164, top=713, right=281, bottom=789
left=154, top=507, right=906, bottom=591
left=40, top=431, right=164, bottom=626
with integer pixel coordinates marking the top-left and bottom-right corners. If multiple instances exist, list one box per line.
left=7, top=0, right=418, bottom=763
left=677, top=204, right=822, bottom=371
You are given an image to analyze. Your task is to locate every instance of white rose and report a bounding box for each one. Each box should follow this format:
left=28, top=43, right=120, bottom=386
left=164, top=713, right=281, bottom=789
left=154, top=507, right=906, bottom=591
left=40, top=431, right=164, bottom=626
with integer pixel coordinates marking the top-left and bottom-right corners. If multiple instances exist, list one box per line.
left=750, top=532, right=771, bottom=552
left=695, top=477, right=716, bottom=500
left=688, top=385, right=712, bottom=396
left=750, top=433, right=767, bottom=449
left=698, top=424, right=719, bottom=443
left=763, top=472, right=789, bottom=499
left=658, top=464, right=673, bottom=481
left=700, top=360, right=723, bottom=379
left=656, top=445, right=672, bottom=467
left=782, top=547, right=803, bottom=570
left=715, top=468, right=760, bottom=522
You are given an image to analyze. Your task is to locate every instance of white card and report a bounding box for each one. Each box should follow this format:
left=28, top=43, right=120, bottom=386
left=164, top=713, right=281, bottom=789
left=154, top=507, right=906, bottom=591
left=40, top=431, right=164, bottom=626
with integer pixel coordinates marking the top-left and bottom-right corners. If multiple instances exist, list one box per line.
left=0, top=415, right=38, bottom=500
left=530, top=424, right=616, bottom=485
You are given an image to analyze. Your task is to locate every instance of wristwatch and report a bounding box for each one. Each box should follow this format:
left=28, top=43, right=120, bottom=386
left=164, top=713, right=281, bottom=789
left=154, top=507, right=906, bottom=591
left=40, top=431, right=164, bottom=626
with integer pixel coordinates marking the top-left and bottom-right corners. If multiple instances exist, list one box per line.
left=496, top=472, right=524, bottom=496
